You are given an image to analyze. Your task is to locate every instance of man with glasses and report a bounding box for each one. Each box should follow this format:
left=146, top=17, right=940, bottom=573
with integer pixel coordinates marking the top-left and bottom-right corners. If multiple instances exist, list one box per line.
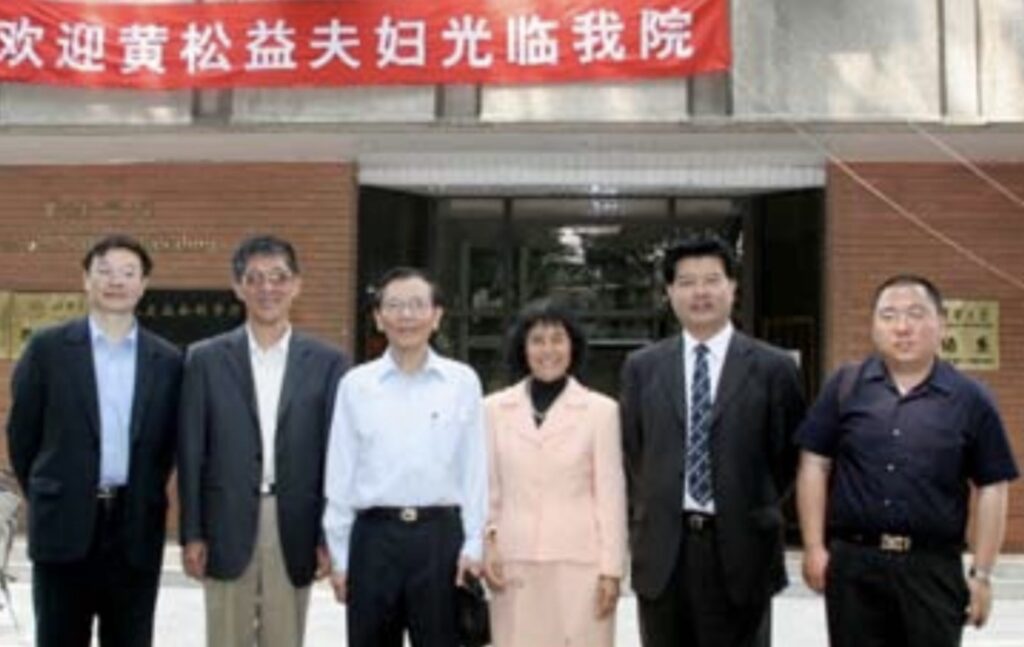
left=178, top=234, right=349, bottom=647
left=796, top=274, right=1018, bottom=647
left=7, top=234, right=182, bottom=647
left=323, top=266, right=487, bottom=647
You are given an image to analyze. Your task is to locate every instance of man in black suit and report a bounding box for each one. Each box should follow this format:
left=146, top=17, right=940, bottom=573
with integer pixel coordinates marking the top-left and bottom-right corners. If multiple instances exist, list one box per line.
left=620, top=235, right=805, bottom=647
left=7, top=234, right=182, bottom=647
left=178, top=235, right=348, bottom=647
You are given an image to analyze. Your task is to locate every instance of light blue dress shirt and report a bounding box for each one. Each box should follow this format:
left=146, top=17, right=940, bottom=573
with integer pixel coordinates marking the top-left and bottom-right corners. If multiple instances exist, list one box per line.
left=90, top=317, right=138, bottom=487
left=323, top=348, right=488, bottom=572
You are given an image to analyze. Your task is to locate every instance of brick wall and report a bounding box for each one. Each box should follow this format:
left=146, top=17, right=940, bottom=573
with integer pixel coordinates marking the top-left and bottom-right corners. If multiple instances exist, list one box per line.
left=826, top=162, right=1024, bottom=550
left=0, top=162, right=358, bottom=526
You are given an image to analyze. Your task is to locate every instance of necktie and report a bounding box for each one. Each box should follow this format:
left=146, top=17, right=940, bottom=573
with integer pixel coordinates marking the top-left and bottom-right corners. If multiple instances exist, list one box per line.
left=687, top=344, right=713, bottom=505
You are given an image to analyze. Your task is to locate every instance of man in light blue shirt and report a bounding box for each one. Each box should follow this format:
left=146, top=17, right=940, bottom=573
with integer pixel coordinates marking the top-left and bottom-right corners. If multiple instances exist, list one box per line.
left=91, top=318, right=137, bottom=489
left=324, top=266, right=487, bottom=647
left=7, top=234, right=182, bottom=647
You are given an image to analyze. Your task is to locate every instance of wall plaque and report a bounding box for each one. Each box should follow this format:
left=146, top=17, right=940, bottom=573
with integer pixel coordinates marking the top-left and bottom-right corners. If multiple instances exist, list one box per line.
left=0, top=292, right=11, bottom=360
left=10, top=293, right=88, bottom=359
left=941, top=299, right=999, bottom=371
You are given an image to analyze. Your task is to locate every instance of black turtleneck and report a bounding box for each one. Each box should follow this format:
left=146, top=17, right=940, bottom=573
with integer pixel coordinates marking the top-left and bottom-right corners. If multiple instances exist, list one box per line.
left=529, top=375, right=568, bottom=427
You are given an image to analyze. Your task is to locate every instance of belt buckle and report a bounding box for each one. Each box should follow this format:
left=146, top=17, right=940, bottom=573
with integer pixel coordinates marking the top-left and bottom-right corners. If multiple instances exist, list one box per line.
left=880, top=533, right=912, bottom=552
left=399, top=507, right=418, bottom=523
left=97, top=486, right=117, bottom=500
left=686, top=514, right=707, bottom=531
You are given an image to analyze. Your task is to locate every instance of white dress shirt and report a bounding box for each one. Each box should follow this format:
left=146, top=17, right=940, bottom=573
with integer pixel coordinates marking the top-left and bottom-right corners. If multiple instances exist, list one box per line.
left=247, top=325, right=291, bottom=488
left=682, top=322, right=733, bottom=513
left=323, top=347, right=487, bottom=572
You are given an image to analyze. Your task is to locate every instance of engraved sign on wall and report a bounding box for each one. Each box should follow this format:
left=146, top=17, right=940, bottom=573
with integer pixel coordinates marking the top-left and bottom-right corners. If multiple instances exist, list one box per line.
left=0, top=292, right=11, bottom=360
left=941, top=299, right=999, bottom=371
left=10, top=293, right=88, bottom=359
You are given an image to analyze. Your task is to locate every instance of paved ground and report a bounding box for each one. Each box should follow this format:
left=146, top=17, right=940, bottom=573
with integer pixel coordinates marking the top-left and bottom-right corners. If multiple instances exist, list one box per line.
left=0, top=545, right=1021, bottom=646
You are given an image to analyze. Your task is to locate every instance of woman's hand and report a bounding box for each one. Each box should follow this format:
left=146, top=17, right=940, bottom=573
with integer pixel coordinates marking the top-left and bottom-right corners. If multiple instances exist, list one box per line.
left=595, top=575, right=620, bottom=619
left=483, top=536, right=507, bottom=591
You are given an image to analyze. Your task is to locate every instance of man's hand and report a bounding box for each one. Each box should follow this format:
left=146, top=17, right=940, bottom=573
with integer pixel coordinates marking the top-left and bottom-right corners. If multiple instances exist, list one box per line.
left=965, top=576, right=993, bottom=628
left=315, top=545, right=332, bottom=580
left=595, top=575, right=620, bottom=619
left=455, top=556, right=482, bottom=587
left=182, top=541, right=207, bottom=580
left=482, top=541, right=507, bottom=591
left=330, top=571, right=349, bottom=605
left=802, top=544, right=830, bottom=594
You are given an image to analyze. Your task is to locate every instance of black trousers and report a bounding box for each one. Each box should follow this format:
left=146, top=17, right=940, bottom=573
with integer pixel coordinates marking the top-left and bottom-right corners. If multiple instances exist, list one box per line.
left=347, top=509, right=463, bottom=647
left=637, top=519, right=771, bottom=647
left=33, top=497, right=161, bottom=647
left=825, top=539, right=969, bottom=647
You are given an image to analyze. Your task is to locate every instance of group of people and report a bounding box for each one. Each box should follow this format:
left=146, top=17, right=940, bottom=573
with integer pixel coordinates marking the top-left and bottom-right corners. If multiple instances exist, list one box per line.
left=5, top=231, right=1018, bottom=647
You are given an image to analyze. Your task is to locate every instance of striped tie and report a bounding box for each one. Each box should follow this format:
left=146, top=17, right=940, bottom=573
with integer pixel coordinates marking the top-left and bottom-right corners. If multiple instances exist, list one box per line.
left=686, top=344, right=713, bottom=505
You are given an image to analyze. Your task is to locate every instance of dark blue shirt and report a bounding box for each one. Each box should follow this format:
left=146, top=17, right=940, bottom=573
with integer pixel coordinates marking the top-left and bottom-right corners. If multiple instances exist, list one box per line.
left=797, top=355, right=1018, bottom=544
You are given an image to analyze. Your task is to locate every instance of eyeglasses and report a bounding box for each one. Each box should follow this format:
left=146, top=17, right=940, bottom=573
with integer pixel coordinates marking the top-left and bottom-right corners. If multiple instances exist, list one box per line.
left=380, top=298, right=432, bottom=316
left=242, top=269, right=293, bottom=288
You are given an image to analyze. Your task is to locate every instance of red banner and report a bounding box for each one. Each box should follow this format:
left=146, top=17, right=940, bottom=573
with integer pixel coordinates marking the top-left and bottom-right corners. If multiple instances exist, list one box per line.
left=0, top=0, right=729, bottom=89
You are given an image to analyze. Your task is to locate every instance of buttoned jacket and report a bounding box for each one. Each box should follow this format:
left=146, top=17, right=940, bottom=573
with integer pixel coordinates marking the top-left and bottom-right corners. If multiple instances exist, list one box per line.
left=484, top=377, right=626, bottom=576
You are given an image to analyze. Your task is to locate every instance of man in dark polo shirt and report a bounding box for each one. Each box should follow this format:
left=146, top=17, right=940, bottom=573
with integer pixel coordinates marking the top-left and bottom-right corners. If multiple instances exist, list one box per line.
left=796, top=274, right=1018, bottom=647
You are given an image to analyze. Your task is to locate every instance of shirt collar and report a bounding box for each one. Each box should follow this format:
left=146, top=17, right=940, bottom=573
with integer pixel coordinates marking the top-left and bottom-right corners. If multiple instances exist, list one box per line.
left=379, top=346, right=445, bottom=381
left=683, top=322, right=733, bottom=360
left=246, top=324, right=291, bottom=358
left=88, top=316, right=138, bottom=348
left=865, top=353, right=954, bottom=396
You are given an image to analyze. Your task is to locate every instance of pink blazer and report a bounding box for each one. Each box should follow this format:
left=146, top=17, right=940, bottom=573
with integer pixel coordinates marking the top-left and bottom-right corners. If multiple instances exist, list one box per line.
left=484, top=378, right=627, bottom=576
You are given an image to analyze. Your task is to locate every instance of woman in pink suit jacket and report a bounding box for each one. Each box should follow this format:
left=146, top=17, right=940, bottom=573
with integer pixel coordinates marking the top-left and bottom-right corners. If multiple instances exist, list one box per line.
left=483, top=300, right=627, bottom=647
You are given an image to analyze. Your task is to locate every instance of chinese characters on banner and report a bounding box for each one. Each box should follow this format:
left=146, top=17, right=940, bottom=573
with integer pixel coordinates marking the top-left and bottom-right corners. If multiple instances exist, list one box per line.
left=0, top=0, right=729, bottom=89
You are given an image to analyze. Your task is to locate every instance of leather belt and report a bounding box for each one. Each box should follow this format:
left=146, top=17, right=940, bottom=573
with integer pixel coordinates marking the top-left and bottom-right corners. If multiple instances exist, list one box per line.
left=360, top=506, right=459, bottom=524
left=683, top=512, right=715, bottom=532
left=833, top=531, right=957, bottom=554
left=97, top=485, right=124, bottom=500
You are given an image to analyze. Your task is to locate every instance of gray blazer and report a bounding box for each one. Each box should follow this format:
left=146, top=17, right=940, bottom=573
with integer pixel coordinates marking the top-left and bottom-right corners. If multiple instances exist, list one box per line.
left=619, top=331, right=806, bottom=607
left=177, top=326, right=348, bottom=586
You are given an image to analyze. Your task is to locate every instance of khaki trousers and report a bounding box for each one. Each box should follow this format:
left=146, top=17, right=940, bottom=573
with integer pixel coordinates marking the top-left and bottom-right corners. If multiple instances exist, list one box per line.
left=204, top=496, right=311, bottom=647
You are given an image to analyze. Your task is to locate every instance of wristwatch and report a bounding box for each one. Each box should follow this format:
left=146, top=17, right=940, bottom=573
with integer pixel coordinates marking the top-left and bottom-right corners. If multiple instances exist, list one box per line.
left=969, top=566, right=992, bottom=584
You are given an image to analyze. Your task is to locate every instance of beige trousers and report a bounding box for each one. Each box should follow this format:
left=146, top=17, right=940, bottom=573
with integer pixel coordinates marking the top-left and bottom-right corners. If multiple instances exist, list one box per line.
left=204, top=496, right=311, bottom=647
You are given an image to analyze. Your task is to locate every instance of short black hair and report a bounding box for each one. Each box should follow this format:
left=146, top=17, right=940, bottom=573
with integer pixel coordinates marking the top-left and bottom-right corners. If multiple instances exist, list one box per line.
left=505, top=299, right=587, bottom=381
left=81, top=234, right=153, bottom=277
left=231, top=235, right=299, bottom=282
left=661, top=235, right=738, bottom=284
left=873, top=274, right=944, bottom=313
left=372, top=266, right=444, bottom=309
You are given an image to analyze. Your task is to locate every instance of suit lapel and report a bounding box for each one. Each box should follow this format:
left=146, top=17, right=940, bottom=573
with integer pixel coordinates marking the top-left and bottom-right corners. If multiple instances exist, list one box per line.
left=276, top=333, right=308, bottom=432
left=501, top=381, right=543, bottom=445
left=537, top=378, right=588, bottom=441
left=712, top=332, right=753, bottom=426
left=129, top=330, right=155, bottom=444
left=65, top=318, right=101, bottom=439
left=224, top=326, right=261, bottom=432
left=657, top=336, right=687, bottom=429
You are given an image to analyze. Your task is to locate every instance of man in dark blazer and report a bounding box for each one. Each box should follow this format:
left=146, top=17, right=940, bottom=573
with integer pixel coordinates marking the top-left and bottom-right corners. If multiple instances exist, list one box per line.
left=7, top=234, right=182, bottom=647
left=620, top=235, right=806, bottom=647
left=178, top=234, right=348, bottom=647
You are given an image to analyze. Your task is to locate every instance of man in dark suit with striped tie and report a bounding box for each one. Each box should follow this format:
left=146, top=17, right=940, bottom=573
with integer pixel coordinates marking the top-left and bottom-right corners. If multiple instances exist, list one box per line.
left=620, top=235, right=806, bottom=647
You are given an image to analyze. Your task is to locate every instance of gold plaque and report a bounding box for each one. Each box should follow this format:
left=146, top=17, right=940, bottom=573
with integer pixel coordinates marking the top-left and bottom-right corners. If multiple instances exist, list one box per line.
left=0, top=292, right=11, bottom=360
left=10, top=293, right=88, bottom=360
left=941, top=300, right=999, bottom=371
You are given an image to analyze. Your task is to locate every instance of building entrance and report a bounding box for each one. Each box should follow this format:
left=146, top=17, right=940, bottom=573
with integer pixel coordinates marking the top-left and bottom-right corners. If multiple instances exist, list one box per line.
left=358, top=189, right=823, bottom=399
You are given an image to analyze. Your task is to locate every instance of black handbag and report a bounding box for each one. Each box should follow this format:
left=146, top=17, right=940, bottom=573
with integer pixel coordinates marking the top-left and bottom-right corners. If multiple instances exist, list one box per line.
left=456, top=572, right=491, bottom=647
